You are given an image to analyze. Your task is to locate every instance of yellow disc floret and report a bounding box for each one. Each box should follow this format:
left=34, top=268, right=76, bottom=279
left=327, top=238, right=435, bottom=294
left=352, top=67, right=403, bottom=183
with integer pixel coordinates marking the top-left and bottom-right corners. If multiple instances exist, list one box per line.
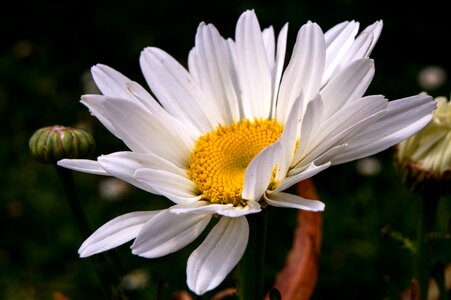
left=188, top=119, right=283, bottom=206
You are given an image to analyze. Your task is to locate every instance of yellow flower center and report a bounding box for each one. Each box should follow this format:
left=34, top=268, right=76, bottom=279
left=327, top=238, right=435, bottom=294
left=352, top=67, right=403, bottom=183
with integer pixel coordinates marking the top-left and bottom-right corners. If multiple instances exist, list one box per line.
left=188, top=119, right=283, bottom=206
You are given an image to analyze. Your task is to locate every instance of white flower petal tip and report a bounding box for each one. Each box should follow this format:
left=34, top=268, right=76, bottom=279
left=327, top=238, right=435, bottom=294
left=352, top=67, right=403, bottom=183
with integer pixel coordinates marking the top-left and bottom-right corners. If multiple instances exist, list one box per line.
left=139, top=46, right=217, bottom=134
left=187, top=216, right=249, bottom=295
left=57, top=159, right=108, bottom=176
left=264, top=191, right=325, bottom=212
left=78, top=211, right=158, bottom=257
left=330, top=94, right=437, bottom=165
left=235, top=9, right=273, bottom=119
left=90, top=64, right=138, bottom=100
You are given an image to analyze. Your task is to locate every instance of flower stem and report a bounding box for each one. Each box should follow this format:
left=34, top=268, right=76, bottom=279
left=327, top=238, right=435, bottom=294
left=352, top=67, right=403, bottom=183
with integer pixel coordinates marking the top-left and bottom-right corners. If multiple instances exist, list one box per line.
left=55, top=166, right=126, bottom=300
left=414, top=192, right=439, bottom=300
left=55, top=166, right=92, bottom=238
left=237, top=210, right=268, bottom=300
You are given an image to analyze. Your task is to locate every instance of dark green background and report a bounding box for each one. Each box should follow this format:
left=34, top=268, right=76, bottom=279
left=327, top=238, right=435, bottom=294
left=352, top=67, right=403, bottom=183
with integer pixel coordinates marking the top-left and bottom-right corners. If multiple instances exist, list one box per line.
left=1, top=0, right=450, bottom=299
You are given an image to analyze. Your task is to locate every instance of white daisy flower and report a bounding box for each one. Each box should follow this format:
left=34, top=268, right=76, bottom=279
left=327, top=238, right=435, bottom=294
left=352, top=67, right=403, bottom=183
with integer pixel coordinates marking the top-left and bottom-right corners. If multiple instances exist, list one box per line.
left=58, top=10, right=435, bottom=295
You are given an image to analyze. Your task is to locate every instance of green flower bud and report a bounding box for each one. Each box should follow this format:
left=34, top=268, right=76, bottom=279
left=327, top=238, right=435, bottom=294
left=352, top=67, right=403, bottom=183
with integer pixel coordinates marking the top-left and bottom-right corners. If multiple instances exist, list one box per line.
left=395, top=96, right=451, bottom=195
left=29, top=125, right=95, bottom=164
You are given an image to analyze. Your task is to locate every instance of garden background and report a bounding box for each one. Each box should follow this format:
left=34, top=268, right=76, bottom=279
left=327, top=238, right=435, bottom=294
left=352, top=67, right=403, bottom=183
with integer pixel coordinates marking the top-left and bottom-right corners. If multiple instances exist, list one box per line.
left=1, top=0, right=450, bottom=299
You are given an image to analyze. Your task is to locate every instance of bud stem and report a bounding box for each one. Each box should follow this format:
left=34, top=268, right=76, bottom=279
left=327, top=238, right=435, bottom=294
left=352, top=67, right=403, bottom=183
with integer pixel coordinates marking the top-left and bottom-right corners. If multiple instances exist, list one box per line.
left=414, top=193, right=439, bottom=300
left=55, top=166, right=92, bottom=238
left=55, top=165, right=126, bottom=300
left=237, top=210, right=268, bottom=300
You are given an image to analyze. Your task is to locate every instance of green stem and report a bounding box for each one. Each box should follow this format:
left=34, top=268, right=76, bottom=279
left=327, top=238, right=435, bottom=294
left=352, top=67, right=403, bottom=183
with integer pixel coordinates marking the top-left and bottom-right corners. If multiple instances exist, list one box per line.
left=414, top=193, right=439, bottom=300
left=55, top=166, right=92, bottom=238
left=55, top=166, right=126, bottom=300
left=237, top=210, right=268, bottom=300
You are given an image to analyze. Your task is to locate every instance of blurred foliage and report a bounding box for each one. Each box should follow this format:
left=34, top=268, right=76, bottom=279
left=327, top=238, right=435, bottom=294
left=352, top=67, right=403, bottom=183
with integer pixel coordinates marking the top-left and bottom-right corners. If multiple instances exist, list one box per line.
left=1, top=0, right=450, bottom=299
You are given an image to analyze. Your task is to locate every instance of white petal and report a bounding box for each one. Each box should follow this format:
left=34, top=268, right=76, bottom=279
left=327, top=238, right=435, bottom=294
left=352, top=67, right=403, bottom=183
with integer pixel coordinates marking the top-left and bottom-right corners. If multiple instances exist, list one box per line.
left=134, top=169, right=201, bottom=204
left=87, top=95, right=193, bottom=167
left=296, top=95, right=387, bottom=168
left=312, top=143, right=349, bottom=166
left=323, top=21, right=359, bottom=84
left=131, top=209, right=211, bottom=258
left=170, top=201, right=261, bottom=217
left=97, top=151, right=187, bottom=194
left=91, top=64, right=135, bottom=100
left=82, top=95, right=150, bottom=153
left=170, top=201, right=233, bottom=215
left=317, top=95, right=387, bottom=142
left=330, top=21, right=383, bottom=81
left=331, top=94, right=436, bottom=165
left=100, top=151, right=187, bottom=177
left=215, top=201, right=261, bottom=217
left=79, top=211, right=159, bottom=257
left=187, top=216, right=249, bottom=295
left=262, top=26, right=275, bottom=68
left=242, top=141, right=281, bottom=201
left=80, top=94, right=121, bottom=139
left=331, top=32, right=373, bottom=78
left=292, top=95, right=324, bottom=167
left=125, top=80, right=199, bottom=141
left=91, top=66, right=178, bottom=141
left=264, top=191, right=325, bottom=211
left=275, top=161, right=331, bottom=193
left=188, top=22, right=240, bottom=124
left=140, top=47, right=218, bottom=134
left=124, top=80, right=165, bottom=114
left=277, top=21, right=326, bottom=122
left=235, top=10, right=272, bottom=119
left=324, top=21, right=359, bottom=47
left=57, top=159, right=108, bottom=176
left=358, top=20, right=383, bottom=57
left=299, top=110, right=385, bottom=168
left=320, top=58, right=375, bottom=118
left=270, top=23, right=288, bottom=118
left=275, top=93, right=303, bottom=182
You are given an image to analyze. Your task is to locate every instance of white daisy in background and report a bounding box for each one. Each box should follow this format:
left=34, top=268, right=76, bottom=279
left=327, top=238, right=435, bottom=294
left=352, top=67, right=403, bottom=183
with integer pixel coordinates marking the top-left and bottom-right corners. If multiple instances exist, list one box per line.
left=58, top=10, right=435, bottom=295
